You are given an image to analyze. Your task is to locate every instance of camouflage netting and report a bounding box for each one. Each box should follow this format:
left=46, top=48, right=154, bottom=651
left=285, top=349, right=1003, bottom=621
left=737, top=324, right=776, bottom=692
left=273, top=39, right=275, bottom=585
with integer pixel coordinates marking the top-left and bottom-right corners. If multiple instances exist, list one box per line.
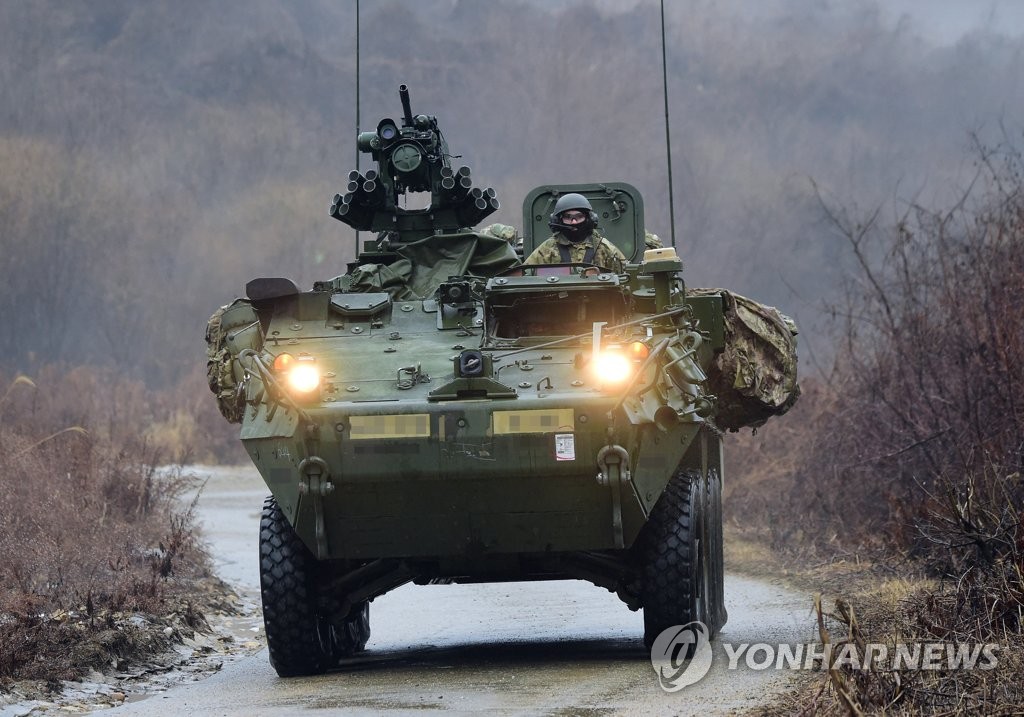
left=689, top=288, right=800, bottom=431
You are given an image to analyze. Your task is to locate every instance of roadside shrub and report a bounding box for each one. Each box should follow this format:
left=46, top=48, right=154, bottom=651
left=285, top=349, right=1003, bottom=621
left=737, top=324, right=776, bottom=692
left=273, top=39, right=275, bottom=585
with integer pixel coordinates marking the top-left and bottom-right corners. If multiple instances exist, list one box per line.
left=0, top=369, right=209, bottom=682
left=738, top=139, right=1024, bottom=714
left=732, top=138, right=1024, bottom=557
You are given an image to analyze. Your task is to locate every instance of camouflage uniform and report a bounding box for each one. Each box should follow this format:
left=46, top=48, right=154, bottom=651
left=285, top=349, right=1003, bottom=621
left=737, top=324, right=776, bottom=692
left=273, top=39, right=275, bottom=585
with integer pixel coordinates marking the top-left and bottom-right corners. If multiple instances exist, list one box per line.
left=644, top=231, right=664, bottom=249
left=523, top=231, right=627, bottom=271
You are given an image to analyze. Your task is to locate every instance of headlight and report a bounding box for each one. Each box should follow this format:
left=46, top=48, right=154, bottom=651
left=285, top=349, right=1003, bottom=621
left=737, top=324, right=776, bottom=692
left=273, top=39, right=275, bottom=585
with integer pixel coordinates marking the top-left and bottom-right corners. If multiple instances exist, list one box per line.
left=593, top=350, right=633, bottom=384
left=287, top=361, right=321, bottom=393
left=273, top=353, right=321, bottom=394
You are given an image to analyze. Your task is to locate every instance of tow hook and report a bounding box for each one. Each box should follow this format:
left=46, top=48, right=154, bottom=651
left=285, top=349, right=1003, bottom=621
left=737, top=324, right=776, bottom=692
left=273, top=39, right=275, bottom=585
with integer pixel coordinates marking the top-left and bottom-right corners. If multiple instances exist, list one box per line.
left=297, top=456, right=334, bottom=558
left=596, top=445, right=630, bottom=549
left=297, top=456, right=334, bottom=496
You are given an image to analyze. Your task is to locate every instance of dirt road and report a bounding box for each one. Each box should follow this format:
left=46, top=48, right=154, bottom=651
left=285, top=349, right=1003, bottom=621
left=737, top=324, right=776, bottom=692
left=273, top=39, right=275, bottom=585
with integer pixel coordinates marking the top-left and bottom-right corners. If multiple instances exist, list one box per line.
left=108, top=465, right=815, bottom=716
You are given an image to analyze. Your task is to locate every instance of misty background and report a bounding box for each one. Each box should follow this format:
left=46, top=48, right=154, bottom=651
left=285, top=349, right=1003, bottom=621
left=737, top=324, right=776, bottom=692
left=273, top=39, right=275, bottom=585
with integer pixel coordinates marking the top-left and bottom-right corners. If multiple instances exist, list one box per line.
left=2, top=0, right=1023, bottom=388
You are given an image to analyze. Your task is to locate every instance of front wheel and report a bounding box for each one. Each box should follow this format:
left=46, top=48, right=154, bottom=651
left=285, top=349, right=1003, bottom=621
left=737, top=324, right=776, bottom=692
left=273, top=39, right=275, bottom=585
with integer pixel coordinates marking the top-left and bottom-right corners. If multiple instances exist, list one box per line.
left=635, top=470, right=710, bottom=649
left=259, top=497, right=369, bottom=676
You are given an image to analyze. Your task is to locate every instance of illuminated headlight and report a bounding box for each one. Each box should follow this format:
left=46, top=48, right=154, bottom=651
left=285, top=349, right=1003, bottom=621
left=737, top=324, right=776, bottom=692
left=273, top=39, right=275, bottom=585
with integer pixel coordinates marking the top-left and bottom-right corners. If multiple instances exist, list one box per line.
left=287, top=361, right=321, bottom=393
left=593, top=351, right=633, bottom=384
left=273, top=353, right=321, bottom=394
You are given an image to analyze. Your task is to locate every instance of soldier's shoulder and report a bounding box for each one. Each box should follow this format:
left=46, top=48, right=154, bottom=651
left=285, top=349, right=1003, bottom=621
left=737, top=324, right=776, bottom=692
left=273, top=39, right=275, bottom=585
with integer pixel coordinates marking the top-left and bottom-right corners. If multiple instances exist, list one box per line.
left=598, top=235, right=627, bottom=257
left=523, top=237, right=558, bottom=264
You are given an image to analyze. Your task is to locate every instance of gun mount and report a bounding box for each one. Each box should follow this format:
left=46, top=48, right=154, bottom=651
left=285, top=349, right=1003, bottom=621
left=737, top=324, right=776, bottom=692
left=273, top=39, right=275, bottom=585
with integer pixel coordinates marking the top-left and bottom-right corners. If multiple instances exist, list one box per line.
left=331, top=84, right=499, bottom=246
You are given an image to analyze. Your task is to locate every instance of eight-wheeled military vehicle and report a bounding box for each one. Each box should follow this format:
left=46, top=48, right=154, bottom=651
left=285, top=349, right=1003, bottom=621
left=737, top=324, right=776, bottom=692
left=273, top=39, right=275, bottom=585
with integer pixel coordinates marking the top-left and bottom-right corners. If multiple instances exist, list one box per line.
left=206, top=85, right=799, bottom=676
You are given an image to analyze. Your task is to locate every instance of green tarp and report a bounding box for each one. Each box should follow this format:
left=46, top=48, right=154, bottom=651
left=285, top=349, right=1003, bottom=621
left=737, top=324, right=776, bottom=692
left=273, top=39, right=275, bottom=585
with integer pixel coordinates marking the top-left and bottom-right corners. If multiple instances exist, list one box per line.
left=337, top=232, right=520, bottom=300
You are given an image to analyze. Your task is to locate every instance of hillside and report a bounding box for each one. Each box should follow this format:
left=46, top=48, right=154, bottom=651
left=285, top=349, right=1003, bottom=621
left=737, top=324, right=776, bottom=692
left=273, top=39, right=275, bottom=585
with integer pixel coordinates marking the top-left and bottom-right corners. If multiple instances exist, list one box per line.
left=2, top=1, right=1023, bottom=383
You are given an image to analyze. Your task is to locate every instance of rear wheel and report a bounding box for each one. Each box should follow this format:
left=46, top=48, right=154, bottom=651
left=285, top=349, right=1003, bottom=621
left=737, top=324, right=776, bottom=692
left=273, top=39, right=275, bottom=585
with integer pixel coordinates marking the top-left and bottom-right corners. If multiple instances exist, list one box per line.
left=636, top=470, right=710, bottom=649
left=259, top=496, right=370, bottom=676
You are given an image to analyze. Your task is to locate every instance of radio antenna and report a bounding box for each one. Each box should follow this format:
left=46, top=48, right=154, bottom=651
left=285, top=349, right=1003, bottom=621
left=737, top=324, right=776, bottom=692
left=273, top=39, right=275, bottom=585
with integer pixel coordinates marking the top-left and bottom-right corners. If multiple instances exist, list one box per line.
left=354, top=0, right=362, bottom=251
left=660, top=0, right=677, bottom=248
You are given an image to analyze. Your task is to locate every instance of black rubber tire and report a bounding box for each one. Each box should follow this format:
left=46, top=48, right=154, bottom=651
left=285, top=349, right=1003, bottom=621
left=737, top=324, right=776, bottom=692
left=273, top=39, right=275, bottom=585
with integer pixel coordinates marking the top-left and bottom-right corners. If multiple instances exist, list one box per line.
left=259, top=496, right=369, bottom=677
left=636, top=470, right=710, bottom=650
left=706, top=468, right=728, bottom=635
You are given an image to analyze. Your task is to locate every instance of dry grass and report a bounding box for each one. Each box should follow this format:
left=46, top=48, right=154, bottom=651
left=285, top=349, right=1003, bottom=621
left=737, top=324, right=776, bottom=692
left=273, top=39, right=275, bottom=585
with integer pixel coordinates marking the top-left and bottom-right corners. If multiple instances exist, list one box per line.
left=734, top=534, right=1022, bottom=716
left=730, top=139, right=1024, bottom=715
left=0, top=370, right=215, bottom=687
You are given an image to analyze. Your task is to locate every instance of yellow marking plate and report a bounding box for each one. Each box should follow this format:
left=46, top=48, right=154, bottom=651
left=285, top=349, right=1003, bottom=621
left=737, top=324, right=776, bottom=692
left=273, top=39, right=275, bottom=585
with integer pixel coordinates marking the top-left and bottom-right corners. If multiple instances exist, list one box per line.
left=349, top=414, right=430, bottom=439
left=492, top=408, right=575, bottom=435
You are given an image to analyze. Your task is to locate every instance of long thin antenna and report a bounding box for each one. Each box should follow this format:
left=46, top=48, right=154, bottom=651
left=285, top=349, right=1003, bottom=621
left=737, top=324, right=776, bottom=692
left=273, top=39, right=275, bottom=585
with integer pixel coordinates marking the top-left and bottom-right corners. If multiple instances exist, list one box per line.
left=660, top=0, right=677, bottom=248
left=354, top=0, right=361, bottom=250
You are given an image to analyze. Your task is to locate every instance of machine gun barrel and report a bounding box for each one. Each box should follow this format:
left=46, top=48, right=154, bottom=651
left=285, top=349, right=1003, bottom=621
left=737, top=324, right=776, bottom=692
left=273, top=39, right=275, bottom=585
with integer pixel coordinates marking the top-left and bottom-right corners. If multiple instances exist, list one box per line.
left=399, top=84, right=414, bottom=127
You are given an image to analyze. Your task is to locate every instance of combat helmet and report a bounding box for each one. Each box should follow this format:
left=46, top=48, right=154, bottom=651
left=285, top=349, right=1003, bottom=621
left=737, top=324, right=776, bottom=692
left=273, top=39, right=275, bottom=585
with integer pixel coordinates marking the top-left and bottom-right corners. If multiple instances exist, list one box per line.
left=549, top=192, right=598, bottom=241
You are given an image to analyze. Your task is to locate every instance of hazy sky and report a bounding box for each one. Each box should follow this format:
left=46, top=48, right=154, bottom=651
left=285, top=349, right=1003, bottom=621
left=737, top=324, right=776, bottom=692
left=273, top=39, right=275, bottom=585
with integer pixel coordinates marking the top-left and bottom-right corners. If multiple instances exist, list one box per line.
left=884, top=0, right=1024, bottom=42
left=573, top=0, right=1024, bottom=44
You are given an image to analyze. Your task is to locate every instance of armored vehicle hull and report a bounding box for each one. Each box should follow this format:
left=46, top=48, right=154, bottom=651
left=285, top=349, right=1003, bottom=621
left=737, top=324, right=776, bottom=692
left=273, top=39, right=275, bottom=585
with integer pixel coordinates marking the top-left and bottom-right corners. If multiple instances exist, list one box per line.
left=206, top=87, right=797, bottom=676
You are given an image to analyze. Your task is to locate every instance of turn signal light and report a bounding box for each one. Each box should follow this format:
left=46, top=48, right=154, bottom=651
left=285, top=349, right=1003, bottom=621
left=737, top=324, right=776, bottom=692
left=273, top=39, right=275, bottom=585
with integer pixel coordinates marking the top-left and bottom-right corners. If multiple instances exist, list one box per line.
left=628, top=341, right=650, bottom=361
left=273, top=353, right=296, bottom=372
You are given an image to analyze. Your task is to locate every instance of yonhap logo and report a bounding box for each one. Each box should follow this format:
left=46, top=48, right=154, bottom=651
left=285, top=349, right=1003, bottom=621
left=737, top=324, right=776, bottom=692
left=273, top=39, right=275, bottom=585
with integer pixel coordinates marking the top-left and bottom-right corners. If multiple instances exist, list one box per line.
left=649, top=622, right=1001, bottom=694
left=649, top=621, right=713, bottom=692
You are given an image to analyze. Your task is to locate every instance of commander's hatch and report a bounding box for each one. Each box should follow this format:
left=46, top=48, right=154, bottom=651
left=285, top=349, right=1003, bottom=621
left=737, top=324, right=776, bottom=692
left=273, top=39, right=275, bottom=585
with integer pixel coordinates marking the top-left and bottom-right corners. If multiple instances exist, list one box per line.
left=522, top=183, right=645, bottom=262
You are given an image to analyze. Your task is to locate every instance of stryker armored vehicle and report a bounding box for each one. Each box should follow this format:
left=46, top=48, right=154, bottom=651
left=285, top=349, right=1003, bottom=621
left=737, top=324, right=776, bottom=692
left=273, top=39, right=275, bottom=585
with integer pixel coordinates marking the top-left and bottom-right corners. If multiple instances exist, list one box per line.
left=206, top=85, right=799, bottom=676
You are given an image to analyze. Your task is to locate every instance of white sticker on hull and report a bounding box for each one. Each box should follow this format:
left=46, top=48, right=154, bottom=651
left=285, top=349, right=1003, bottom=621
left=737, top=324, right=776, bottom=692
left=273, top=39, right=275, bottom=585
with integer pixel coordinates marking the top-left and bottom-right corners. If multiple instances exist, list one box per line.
left=555, top=433, right=576, bottom=461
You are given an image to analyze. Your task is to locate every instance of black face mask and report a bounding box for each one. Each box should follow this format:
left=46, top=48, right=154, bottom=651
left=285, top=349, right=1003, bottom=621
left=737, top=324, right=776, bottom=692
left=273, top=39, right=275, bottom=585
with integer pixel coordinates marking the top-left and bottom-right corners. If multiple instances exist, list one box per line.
left=550, top=216, right=595, bottom=243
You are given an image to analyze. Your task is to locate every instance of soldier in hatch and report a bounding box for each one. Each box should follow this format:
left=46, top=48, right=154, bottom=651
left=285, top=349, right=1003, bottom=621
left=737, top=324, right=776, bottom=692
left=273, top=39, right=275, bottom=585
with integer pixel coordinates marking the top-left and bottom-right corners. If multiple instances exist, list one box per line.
left=523, top=193, right=627, bottom=271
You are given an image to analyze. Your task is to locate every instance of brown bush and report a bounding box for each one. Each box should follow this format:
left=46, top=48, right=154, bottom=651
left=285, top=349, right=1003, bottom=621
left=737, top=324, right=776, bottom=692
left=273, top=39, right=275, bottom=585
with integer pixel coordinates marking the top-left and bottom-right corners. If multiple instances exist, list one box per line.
left=0, top=369, right=211, bottom=682
left=736, top=139, right=1024, bottom=714
left=734, top=139, right=1024, bottom=555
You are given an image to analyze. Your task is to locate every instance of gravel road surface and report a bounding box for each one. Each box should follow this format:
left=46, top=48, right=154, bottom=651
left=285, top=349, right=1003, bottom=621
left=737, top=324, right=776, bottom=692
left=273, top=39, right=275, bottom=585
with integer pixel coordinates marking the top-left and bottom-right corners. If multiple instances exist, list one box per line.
left=106, top=465, right=815, bottom=716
